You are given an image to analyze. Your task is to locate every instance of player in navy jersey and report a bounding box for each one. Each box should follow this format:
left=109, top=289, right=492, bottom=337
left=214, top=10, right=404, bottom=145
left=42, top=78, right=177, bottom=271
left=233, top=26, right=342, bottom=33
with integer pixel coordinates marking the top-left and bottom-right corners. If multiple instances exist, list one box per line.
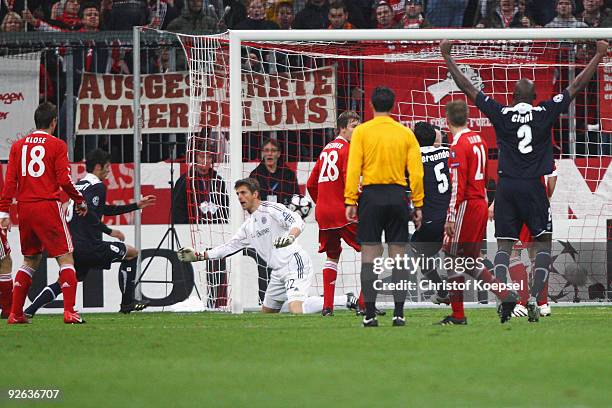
left=25, top=149, right=156, bottom=318
left=410, top=122, right=450, bottom=304
left=441, top=39, right=608, bottom=321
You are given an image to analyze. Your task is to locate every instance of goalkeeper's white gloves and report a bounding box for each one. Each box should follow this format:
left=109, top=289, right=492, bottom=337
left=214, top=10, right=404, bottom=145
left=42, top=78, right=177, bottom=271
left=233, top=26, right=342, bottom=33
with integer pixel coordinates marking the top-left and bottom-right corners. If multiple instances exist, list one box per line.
left=177, top=247, right=206, bottom=262
left=273, top=234, right=295, bottom=248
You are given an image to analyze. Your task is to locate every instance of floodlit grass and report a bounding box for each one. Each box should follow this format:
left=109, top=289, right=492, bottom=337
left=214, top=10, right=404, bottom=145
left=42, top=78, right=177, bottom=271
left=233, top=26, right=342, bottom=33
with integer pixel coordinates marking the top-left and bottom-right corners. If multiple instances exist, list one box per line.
left=1, top=307, right=611, bottom=407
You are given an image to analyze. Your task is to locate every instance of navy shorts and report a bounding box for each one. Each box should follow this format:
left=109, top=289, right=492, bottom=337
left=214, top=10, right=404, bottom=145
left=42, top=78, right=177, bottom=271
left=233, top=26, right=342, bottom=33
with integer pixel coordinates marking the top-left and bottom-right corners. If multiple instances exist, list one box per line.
left=75, top=241, right=128, bottom=281
left=410, top=219, right=445, bottom=257
left=357, top=185, right=410, bottom=244
left=494, top=177, right=552, bottom=240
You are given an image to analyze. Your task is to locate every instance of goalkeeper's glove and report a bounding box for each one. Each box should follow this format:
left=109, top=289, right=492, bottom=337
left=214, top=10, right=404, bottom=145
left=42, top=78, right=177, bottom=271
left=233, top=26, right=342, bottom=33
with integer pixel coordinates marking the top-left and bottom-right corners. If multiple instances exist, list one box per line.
left=273, top=234, right=295, bottom=248
left=177, top=247, right=206, bottom=262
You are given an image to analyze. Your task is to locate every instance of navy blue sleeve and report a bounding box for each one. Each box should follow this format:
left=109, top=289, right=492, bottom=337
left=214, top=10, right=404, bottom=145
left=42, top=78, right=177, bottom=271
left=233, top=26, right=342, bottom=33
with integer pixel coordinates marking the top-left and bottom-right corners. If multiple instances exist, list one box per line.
left=539, top=89, right=571, bottom=120
left=83, top=183, right=105, bottom=221
left=475, top=92, right=505, bottom=126
left=82, top=183, right=112, bottom=234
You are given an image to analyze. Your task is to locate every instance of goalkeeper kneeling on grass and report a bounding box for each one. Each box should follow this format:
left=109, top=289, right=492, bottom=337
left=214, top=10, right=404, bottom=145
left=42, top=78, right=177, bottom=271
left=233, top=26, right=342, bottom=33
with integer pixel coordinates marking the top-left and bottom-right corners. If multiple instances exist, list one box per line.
left=178, top=177, right=356, bottom=314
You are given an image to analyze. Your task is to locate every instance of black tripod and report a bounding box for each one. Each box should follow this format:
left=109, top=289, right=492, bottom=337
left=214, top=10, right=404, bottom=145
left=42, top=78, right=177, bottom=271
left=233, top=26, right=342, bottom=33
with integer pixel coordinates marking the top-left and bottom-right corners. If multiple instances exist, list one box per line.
left=135, top=141, right=202, bottom=301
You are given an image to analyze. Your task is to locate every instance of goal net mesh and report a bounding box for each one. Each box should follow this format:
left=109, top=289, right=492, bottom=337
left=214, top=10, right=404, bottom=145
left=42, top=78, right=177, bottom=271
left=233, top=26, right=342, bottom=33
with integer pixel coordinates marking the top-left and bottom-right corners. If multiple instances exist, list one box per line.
left=175, top=32, right=611, bottom=310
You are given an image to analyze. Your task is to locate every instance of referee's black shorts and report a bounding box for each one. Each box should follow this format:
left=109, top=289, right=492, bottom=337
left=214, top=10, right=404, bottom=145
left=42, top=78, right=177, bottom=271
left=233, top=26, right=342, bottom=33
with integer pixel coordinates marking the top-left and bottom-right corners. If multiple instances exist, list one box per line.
left=357, top=184, right=410, bottom=244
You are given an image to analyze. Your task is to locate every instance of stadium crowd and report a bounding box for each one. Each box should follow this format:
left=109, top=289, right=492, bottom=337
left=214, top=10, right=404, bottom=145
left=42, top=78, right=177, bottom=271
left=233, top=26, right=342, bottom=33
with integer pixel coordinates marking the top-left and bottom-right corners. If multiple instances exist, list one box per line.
left=1, top=0, right=611, bottom=34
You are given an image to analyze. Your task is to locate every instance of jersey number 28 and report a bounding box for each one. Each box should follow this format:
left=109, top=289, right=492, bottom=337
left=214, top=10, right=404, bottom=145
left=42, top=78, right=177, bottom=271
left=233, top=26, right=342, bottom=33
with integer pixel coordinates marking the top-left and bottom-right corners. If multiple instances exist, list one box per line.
left=21, top=145, right=46, bottom=178
left=318, top=151, right=339, bottom=183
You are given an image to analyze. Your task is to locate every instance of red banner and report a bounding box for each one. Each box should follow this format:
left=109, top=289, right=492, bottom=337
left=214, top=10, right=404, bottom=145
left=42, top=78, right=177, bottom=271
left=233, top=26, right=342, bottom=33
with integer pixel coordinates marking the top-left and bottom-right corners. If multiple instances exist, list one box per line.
left=363, top=60, right=556, bottom=150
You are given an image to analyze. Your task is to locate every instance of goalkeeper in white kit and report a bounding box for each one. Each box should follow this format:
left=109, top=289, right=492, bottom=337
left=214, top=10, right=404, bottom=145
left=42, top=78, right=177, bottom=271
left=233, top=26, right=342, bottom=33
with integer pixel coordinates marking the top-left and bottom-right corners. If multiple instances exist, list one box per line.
left=178, top=178, right=356, bottom=314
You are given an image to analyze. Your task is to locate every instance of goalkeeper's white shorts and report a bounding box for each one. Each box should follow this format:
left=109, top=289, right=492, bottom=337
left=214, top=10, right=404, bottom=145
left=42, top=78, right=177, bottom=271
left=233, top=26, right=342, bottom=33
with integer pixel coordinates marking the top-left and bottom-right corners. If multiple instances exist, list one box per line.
left=263, top=250, right=313, bottom=310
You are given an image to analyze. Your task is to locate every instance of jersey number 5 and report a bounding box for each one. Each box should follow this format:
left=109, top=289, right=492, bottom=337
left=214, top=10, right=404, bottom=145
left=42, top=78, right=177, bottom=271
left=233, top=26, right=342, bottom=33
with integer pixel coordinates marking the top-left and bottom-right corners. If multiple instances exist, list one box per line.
left=434, top=162, right=449, bottom=194
left=21, top=145, right=46, bottom=177
left=318, top=150, right=339, bottom=183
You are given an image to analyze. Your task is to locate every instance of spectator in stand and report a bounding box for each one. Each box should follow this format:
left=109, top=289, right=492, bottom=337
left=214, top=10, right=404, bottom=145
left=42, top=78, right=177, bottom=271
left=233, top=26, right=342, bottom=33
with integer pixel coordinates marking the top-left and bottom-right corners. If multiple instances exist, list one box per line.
left=293, top=0, right=329, bottom=29
left=276, top=1, right=294, bottom=28
left=104, top=0, right=149, bottom=30
left=172, top=140, right=229, bottom=224
left=49, top=0, right=82, bottom=29
left=527, top=0, right=559, bottom=25
left=249, top=138, right=299, bottom=206
left=477, top=0, right=521, bottom=28
left=166, top=0, right=218, bottom=32
left=328, top=0, right=354, bottom=29
left=374, top=1, right=400, bottom=28
left=400, top=0, right=431, bottom=28
left=0, top=12, right=55, bottom=102
left=578, top=0, right=605, bottom=26
left=426, top=0, right=467, bottom=27
left=221, top=0, right=247, bottom=28
left=1, top=11, right=24, bottom=31
left=510, top=0, right=538, bottom=27
left=545, top=0, right=588, bottom=27
left=602, top=0, right=612, bottom=27
left=235, top=0, right=280, bottom=29
left=147, top=0, right=180, bottom=30
left=23, top=1, right=100, bottom=31
left=382, top=0, right=406, bottom=23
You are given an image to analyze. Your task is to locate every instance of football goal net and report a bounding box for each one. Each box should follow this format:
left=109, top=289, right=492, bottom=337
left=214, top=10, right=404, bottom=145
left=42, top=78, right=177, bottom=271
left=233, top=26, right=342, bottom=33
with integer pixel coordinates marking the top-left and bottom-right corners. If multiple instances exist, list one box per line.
left=137, top=27, right=612, bottom=312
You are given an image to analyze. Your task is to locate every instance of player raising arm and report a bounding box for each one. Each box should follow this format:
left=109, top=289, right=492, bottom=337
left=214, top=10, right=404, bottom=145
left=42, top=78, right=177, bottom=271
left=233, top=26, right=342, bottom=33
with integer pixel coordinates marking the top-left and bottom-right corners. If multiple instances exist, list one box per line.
left=24, top=149, right=156, bottom=318
left=440, top=39, right=608, bottom=322
left=178, top=178, right=356, bottom=314
left=440, top=101, right=519, bottom=325
left=0, top=102, right=87, bottom=324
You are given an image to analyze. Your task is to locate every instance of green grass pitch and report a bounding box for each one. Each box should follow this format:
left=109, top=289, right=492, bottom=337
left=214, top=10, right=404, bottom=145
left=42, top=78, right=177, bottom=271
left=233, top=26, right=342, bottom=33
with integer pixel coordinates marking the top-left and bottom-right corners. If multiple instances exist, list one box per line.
left=1, top=307, right=611, bottom=407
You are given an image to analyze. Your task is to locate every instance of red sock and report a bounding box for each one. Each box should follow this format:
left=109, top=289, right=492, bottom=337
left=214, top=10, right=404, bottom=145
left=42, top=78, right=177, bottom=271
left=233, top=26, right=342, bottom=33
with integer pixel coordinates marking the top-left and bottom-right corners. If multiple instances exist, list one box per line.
left=59, top=265, right=78, bottom=313
left=448, top=275, right=465, bottom=319
left=538, top=276, right=549, bottom=306
left=0, top=275, right=13, bottom=317
left=473, top=266, right=509, bottom=300
left=11, top=268, right=33, bottom=316
left=508, top=260, right=529, bottom=305
left=358, top=291, right=365, bottom=310
left=322, top=261, right=338, bottom=310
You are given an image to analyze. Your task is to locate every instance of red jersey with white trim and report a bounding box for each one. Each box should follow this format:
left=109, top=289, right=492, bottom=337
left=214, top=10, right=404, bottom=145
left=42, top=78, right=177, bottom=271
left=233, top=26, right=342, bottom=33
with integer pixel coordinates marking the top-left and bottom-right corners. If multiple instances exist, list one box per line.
left=0, top=130, right=84, bottom=213
left=307, top=136, right=352, bottom=230
left=447, top=128, right=488, bottom=223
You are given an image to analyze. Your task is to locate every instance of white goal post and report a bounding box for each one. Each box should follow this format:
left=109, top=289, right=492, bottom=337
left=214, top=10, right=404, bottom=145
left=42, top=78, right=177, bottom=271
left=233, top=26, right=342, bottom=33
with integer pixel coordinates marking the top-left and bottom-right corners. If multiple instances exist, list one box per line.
left=133, top=27, right=612, bottom=313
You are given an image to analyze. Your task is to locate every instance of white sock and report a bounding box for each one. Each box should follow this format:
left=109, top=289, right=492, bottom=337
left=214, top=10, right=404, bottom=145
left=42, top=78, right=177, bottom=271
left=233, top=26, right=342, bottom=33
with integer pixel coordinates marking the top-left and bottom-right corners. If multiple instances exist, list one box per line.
left=333, top=295, right=347, bottom=306
left=301, top=296, right=324, bottom=314
left=279, top=295, right=351, bottom=314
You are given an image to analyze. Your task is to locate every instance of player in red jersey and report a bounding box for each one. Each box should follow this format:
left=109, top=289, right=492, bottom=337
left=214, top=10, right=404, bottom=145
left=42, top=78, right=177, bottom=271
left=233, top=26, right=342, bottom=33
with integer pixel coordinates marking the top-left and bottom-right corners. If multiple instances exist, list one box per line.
left=307, top=111, right=371, bottom=316
left=0, top=102, right=88, bottom=324
left=440, top=100, right=518, bottom=325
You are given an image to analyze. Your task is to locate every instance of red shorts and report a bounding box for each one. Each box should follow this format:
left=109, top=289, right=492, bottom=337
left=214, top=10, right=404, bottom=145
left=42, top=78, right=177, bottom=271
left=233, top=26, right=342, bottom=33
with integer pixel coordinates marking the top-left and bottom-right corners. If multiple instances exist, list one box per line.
left=0, top=228, right=10, bottom=260
left=443, top=199, right=487, bottom=259
left=318, top=223, right=360, bottom=259
left=18, top=201, right=73, bottom=257
left=514, top=224, right=533, bottom=250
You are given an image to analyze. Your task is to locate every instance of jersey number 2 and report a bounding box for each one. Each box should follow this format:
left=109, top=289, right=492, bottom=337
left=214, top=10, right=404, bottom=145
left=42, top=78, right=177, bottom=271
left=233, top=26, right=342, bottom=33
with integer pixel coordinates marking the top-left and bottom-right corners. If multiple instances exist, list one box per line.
left=517, top=125, right=533, bottom=154
left=318, top=150, right=339, bottom=182
left=21, top=145, right=46, bottom=177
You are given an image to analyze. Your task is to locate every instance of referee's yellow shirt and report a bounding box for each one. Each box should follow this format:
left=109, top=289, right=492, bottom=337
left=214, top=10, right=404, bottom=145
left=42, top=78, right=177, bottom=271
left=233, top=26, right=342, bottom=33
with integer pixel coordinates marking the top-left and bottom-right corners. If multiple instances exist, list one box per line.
left=344, top=115, right=424, bottom=207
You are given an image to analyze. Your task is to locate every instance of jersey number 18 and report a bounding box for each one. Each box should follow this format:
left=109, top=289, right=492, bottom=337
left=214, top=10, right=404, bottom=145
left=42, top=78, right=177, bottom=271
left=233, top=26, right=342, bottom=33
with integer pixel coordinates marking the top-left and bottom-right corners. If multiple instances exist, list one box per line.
left=21, top=145, right=46, bottom=178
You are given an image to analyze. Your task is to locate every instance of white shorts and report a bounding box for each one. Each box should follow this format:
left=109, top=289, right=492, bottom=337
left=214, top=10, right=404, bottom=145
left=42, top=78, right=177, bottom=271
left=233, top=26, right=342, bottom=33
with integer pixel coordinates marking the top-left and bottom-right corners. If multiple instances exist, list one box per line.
left=263, top=250, right=313, bottom=310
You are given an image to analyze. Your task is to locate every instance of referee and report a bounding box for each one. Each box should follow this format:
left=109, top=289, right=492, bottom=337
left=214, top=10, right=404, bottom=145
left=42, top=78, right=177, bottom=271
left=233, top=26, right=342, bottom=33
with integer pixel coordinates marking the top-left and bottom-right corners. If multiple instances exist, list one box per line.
left=345, top=86, right=424, bottom=327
